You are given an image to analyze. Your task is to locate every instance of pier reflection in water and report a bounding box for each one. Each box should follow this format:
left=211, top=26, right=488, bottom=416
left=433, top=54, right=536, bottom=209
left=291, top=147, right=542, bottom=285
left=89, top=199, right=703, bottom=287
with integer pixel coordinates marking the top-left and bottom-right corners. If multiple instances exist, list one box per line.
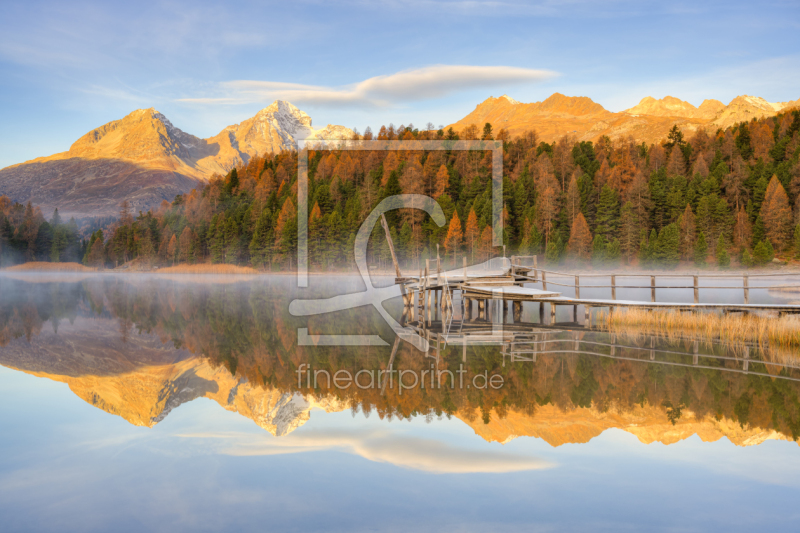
left=0, top=274, right=799, bottom=532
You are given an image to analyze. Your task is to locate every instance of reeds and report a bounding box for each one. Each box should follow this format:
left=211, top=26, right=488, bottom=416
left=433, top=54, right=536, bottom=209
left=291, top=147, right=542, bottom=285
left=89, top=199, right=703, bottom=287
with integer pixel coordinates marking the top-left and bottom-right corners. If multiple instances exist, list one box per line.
left=154, top=264, right=260, bottom=275
left=596, top=308, right=800, bottom=349
left=4, top=262, right=96, bottom=272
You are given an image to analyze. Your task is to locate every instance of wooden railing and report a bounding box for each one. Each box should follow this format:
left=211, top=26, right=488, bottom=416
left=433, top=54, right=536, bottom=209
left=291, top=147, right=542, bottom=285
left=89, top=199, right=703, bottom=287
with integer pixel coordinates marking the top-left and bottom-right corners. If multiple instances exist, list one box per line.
left=509, top=255, right=800, bottom=304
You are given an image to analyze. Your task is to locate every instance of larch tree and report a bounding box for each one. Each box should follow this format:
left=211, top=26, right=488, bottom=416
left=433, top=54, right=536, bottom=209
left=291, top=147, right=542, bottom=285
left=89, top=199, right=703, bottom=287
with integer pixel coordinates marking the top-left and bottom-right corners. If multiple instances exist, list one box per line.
left=760, top=175, right=792, bottom=249
left=568, top=213, right=592, bottom=261
left=733, top=206, right=752, bottom=250
left=479, top=226, right=493, bottom=261
left=443, top=211, right=463, bottom=265
left=167, top=234, right=178, bottom=265
left=433, top=164, right=449, bottom=198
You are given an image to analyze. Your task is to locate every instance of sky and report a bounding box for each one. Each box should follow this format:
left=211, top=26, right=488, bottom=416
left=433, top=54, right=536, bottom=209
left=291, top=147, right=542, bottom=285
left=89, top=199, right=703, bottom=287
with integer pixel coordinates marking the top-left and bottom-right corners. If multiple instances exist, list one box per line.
left=0, top=0, right=799, bottom=168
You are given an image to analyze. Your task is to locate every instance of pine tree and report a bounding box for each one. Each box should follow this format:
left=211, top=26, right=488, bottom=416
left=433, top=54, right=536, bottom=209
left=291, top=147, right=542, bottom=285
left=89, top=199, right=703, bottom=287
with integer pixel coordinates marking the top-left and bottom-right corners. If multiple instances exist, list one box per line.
left=716, top=234, right=730, bottom=268
left=694, top=232, right=708, bottom=266
left=753, top=240, right=774, bottom=265
left=794, top=225, right=800, bottom=258
left=595, top=185, right=619, bottom=239
left=657, top=223, right=680, bottom=269
left=619, top=201, right=639, bottom=263
left=591, top=234, right=606, bottom=266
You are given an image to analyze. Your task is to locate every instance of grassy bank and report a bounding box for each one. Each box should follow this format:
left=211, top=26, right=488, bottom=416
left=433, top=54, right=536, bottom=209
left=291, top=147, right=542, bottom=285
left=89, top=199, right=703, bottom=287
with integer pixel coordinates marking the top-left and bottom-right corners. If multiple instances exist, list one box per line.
left=596, top=308, right=800, bottom=350
left=154, top=264, right=259, bottom=275
left=4, top=262, right=96, bottom=272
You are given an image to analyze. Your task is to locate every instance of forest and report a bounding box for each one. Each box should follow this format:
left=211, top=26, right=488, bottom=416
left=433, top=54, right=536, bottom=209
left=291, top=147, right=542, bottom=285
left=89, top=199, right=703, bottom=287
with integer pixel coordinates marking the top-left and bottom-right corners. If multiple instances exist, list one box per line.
left=2, top=109, right=800, bottom=271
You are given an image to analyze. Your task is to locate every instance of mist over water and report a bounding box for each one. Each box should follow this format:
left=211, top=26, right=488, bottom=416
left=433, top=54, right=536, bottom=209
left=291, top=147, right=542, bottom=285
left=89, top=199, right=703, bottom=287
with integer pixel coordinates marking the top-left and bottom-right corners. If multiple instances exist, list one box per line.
left=1, top=273, right=800, bottom=532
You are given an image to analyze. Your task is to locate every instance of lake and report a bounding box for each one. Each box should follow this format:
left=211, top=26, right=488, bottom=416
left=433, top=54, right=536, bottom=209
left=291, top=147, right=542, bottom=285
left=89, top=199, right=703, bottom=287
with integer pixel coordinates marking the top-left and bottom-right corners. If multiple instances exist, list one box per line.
left=0, top=273, right=799, bottom=532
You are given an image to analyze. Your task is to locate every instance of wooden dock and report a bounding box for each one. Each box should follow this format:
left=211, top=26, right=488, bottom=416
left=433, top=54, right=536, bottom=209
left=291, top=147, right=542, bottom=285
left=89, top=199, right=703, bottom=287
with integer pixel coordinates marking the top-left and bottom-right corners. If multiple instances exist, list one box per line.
left=395, top=254, right=800, bottom=329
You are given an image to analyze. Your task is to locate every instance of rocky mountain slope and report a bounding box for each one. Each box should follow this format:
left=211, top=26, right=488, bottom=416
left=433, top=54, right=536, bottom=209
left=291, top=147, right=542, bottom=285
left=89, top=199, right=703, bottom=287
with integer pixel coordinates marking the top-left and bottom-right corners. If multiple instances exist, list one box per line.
left=449, top=93, right=800, bottom=145
left=0, top=101, right=352, bottom=217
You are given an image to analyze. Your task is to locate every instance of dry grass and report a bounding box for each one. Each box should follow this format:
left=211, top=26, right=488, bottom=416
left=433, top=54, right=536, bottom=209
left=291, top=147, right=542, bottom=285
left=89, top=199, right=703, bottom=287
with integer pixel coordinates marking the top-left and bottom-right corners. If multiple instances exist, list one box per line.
left=154, top=264, right=260, bottom=275
left=596, top=308, right=800, bottom=350
left=4, top=262, right=96, bottom=272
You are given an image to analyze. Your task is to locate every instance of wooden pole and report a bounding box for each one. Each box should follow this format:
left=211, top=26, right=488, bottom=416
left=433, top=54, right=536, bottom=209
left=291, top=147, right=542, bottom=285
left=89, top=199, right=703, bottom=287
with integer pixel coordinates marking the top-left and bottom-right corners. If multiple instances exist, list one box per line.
left=693, top=275, right=699, bottom=304
left=539, top=302, right=544, bottom=323
left=550, top=303, right=556, bottom=324
left=575, top=275, right=580, bottom=298
left=533, top=255, right=538, bottom=281
left=651, top=276, right=656, bottom=303
left=380, top=214, right=402, bottom=279
left=743, top=275, right=749, bottom=305
left=542, top=271, right=547, bottom=291
left=611, top=275, right=616, bottom=300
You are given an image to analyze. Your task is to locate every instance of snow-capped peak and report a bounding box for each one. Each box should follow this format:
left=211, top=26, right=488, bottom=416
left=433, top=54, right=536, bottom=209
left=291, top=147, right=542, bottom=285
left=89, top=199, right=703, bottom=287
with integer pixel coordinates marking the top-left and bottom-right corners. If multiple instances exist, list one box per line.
left=501, top=94, right=520, bottom=105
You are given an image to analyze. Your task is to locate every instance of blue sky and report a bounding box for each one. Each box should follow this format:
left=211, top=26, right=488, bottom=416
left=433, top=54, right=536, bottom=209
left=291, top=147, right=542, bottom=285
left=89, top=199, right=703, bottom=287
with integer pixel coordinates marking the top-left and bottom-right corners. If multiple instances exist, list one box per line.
left=1, top=0, right=799, bottom=168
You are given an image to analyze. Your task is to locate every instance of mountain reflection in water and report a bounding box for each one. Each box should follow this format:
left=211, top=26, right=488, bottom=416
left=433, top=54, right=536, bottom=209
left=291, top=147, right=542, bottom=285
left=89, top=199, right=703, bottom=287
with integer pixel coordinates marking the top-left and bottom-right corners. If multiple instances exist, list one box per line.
left=1, top=274, right=799, bottom=448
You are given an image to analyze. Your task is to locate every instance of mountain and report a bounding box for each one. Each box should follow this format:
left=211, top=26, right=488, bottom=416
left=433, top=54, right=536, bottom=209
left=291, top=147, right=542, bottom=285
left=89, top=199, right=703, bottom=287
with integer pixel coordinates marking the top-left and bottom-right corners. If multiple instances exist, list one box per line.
left=461, top=404, right=796, bottom=448
left=0, top=101, right=352, bottom=218
left=450, top=93, right=799, bottom=145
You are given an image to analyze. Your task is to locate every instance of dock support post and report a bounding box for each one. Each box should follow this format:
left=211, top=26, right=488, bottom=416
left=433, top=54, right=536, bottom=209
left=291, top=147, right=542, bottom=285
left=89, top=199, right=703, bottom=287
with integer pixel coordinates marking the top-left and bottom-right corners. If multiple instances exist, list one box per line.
left=651, top=276, right=656, bottom=303
left=611, top=275, right=616, bottom=300
left=539, top=302, right=545, bottom=324
left=550, top=304, right=556, bottom=325
left=585, top=306, right=590, bottom=327
left=513, top=301, right=522, bottom=322
left=478, top=299, right=485, bottom=321
left=610, top=334, right=616, bottom=356
left=542, top=271, right=547, bottom=291
left=743, top=275, right=749, bottom=305
left=463, top=256, right=467, bottom=285
left=693, top=276, right=699, bottom=304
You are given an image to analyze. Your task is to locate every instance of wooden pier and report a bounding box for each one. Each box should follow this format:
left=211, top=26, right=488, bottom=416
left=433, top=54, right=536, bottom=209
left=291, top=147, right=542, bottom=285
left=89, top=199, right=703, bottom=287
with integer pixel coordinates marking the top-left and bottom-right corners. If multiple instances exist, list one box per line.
left=395, top=254, right=800, bottom=329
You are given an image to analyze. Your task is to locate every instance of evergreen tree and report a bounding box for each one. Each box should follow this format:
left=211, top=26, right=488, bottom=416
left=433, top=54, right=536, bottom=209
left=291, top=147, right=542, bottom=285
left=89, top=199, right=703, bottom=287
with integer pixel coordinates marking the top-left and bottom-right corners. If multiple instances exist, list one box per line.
left=594, top=185, right=619, bottom=239
left=694, top=232, right=708, bottom=266
left=656, top=223, right=680, bottom=269
left=753, top=240, right=774, bottom=265
left=716, top=234, right=730, bottom=268
left=794, top=225, right=800, bottom=258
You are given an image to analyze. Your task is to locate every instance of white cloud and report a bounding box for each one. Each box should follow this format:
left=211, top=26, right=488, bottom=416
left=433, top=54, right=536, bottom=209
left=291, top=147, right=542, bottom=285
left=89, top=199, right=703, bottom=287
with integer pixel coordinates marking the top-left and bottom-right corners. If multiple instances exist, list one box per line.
left=178, top=429, right=553, bottom=474
left=178, top=65, right=558, bottom=107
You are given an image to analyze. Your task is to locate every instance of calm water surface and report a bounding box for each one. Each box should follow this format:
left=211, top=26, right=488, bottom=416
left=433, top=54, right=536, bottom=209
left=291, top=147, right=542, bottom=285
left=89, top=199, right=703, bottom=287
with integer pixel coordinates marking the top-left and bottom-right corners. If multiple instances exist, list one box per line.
left=1, top=273, right=799, bottom=532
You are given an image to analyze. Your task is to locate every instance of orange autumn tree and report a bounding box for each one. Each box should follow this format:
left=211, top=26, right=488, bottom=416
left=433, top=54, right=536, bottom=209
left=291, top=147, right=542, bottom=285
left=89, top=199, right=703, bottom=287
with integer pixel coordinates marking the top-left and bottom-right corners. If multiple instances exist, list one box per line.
left=568, top=213, right=592, bottom=260
left=443, top=212, right=463, bottom=265
left=433, top=164, right=449, bottom=198
left=761, top=175, right=792, bottom=249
